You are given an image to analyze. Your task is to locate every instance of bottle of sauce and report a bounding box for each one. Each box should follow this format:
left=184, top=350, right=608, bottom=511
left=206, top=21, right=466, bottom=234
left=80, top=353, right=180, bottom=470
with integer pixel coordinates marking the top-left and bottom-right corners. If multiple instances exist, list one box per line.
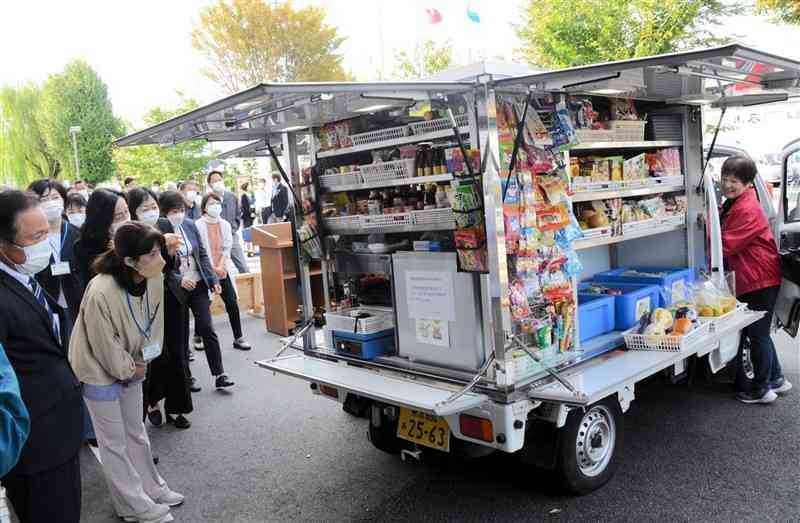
left=424, top=184, right=437, bottom=210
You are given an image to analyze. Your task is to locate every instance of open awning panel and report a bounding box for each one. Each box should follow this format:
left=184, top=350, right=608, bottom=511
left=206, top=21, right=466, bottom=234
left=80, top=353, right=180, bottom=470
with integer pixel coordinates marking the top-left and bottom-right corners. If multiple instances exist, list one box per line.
left=116, top=81, right=474, bottom=148
left=256, top=354, right=489, bottom=417
left=493, top=44, right=800, bottom=106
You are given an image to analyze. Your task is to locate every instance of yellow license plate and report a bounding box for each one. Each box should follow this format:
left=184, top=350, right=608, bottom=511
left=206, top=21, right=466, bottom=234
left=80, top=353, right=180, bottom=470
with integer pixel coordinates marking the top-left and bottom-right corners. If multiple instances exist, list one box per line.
left=397, top=408, right=450, bottom=452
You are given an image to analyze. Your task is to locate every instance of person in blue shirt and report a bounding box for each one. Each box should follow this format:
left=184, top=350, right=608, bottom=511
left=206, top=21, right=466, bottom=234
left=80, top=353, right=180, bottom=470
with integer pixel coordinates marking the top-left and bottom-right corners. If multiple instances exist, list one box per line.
left=0, top=343, right=29, bottom=477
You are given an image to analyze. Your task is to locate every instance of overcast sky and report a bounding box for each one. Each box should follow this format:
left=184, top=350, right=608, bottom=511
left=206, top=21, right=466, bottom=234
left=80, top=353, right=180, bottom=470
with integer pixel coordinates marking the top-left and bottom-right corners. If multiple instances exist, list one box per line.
left=1, top=0, right=799, bottom=129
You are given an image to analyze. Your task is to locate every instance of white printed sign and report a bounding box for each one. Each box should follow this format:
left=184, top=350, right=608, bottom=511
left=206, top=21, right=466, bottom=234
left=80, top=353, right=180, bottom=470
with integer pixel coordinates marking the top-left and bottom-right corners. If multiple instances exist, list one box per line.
left=405, top=271, right=455, bottom=321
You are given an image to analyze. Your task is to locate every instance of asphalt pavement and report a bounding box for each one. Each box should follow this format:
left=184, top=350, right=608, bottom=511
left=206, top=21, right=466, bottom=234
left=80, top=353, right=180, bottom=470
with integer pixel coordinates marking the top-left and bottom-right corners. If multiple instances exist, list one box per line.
left=78, top=313, right=800, bottom=522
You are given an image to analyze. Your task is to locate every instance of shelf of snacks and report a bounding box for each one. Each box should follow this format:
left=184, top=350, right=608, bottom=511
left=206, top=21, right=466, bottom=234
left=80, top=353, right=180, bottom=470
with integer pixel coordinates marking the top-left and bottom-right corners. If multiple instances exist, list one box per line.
left=574, top=219, right=686, bottom=250
left=321, top=173, right=454, bottom=193
left=316, top=115, right=471, bottom=159
left=570, top=140, right=683, bottom=152
left=571, top=175, right=685, bottom=202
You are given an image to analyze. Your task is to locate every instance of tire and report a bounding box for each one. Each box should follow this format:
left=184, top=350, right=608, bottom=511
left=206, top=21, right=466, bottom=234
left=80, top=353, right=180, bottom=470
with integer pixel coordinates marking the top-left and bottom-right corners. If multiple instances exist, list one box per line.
left=555, top=397, right=623, bottom=495
left=367, top=406, right=406, bottom=455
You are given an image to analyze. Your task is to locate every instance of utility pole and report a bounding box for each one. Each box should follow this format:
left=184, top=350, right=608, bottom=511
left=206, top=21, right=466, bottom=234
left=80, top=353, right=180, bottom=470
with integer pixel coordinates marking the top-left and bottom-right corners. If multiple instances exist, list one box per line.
left=69, top=126, right=81, bottom=180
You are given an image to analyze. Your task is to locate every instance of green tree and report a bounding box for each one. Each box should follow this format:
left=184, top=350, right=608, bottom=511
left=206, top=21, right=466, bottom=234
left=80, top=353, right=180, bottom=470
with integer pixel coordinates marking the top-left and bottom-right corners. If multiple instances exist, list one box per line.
left=393, top=39, right=454, bottom=80
left=39, top=60, right=123, bottom=184
left=192, top=0, right=348, bottom=93
left=114, top=95, right=214, bottom=186
left=755, top=0, right=800, bottom=23
left=515, top=0, right=742, bottom=68
left=0, top=84, right=60, bottom=187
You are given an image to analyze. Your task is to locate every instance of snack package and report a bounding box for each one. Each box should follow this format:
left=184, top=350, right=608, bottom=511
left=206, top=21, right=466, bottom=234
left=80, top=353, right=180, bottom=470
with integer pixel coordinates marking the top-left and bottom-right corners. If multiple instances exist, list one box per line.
left=538, top=174, right=567, bottom=203
left=611, top=98, right=639, bottom=121
left=520, top=104, right=553, bottom=147
left=624, top=154, right=648, bottom=180
left=608, top=157, right=624, bottom=181
left=536, top=202, right=571, bottom=232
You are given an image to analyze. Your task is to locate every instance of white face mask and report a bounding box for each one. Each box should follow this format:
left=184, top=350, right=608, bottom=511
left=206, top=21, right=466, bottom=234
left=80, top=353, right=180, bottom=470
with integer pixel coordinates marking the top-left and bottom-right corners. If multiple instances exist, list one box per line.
left=167, top=212, right=185, bottom=228
left=41, top=200, right=64, bottom=222
left=67, top=212, right=85, bottom=228
left=206, top=204, right=222, bottom=219
left=211, top=181, right=225, bottom=194
left=15, top=238, right=53, bottom=276
left=186, top=191, right=198, bottom=202
left=139, top=209, right=160, bottom=226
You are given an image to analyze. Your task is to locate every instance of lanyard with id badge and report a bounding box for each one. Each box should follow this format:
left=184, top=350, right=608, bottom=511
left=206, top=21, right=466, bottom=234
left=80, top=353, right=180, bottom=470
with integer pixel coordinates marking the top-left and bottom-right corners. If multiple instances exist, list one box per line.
left=50, top=222, right=70, bottom=276
left=126, top=287, right=162, bottom=362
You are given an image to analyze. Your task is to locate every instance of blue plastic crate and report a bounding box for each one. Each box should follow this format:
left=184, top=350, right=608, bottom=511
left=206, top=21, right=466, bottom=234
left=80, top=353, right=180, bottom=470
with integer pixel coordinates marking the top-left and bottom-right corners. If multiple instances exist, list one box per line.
left=242, top=227, right=253, bottom=242
left=578, top=294, right=616, bottom=344
left=332, top=329, right=395, bottom=360
left=580, top=282, right=660, bottom=330
left=592, top=267, right=695, bottom=306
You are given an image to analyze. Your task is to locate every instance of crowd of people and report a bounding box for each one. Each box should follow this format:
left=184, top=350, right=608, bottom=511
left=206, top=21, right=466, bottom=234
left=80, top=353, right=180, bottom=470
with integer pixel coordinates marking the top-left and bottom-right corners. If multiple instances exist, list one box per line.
left=0, top=169, right=292, bottom=523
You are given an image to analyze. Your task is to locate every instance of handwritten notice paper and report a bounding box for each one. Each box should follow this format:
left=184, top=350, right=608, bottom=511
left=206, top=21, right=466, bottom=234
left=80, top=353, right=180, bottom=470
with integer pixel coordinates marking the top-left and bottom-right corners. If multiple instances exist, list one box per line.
left=405, top=271, right=455, bottom=321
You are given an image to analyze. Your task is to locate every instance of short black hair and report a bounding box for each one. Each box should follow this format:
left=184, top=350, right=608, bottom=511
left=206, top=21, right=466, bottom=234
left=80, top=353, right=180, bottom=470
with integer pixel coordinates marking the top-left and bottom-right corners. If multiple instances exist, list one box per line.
left=66, top=193, right=87, bottom=210
left=153, top=180, right=161, bottom=186
left=82, top=188, right=126, bottom=249
left=158, top=190, right=186, bottom=214
left=124, top=176, right=136, bottom=186
left=201, top=192, right=222, bottom=213
left=241, top=182, right=249, bottom=192
left=0, top=190, right=41, bottom=243
left=127, top=188, right=159, bottom=220
left=178, top=180, right=199, bottom=191
left=28, top=178, right=67, bottom=203
left=207, top=170, right=224, bottom=184
left=721, top=156, right=758, bottom=185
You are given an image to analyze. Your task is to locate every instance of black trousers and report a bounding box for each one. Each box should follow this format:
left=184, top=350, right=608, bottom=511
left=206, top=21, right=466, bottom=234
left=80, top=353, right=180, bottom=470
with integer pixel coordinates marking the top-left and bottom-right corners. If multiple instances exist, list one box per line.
left=3, top=453, right=81, bottom=523
left=219, top=276, right=243, bottom=340
left=736, top=285, right=784, bottom=394
left=187, top=281, right=225, bottom=377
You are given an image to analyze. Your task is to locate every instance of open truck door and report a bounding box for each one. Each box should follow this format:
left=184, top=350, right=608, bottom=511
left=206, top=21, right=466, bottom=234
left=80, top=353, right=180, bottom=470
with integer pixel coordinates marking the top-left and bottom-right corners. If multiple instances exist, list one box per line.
left=774, top=143, right=800, bottom=335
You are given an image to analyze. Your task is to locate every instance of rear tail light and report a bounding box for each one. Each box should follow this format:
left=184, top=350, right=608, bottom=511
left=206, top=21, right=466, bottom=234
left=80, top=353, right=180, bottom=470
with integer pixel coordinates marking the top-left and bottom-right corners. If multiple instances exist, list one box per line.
left=319, top=385, right=339, bottom=399
left=459, top=414, right=493, bottom=442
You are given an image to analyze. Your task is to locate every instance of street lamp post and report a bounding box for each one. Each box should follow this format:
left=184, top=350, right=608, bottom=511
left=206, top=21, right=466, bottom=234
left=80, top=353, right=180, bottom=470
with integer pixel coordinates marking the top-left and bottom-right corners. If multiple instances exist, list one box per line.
left=69, top=126, right=81, bottom=180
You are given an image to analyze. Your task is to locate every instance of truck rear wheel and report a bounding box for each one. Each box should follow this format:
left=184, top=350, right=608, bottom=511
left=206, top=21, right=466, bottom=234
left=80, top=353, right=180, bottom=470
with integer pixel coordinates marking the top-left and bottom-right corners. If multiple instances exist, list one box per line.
left=555, top=397, right=623, bottom=495
left=367, top=405, right=405, bottom=455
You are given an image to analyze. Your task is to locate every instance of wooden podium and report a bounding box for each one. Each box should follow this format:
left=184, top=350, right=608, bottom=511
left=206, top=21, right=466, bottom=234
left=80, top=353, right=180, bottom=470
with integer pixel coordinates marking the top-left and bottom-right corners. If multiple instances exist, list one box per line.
left=252, top=223, right=323, bottom=336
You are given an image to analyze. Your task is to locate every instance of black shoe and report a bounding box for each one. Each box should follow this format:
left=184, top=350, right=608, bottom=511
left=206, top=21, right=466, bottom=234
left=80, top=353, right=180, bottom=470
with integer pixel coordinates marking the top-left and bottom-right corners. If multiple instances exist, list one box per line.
left=166, top=414, right=191, bottom=429
left=193, top=336, right=204, bottom=351
left=153, top=455, right=159, bottom=465
left=215, top=375, right=235, bottom=389
left=190, top=377, right=201, bottom=393
left=147, top=409, right=163, bottom=427
left=86, top=438, right=98, bottom=448
left=737, top=389, right=778, bottom=404
left=188, top=351, right=196, bottom=362
left=233, top=338, right=252, bottom=351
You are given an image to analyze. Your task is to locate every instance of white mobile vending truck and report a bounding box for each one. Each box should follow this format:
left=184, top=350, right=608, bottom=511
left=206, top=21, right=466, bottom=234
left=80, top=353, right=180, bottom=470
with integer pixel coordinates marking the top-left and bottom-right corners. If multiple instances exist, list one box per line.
left=117, top=45, right=800, bottom=494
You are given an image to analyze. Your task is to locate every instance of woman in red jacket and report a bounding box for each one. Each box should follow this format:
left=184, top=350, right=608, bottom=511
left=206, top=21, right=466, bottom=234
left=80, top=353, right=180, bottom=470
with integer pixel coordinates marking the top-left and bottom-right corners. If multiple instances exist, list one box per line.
left=720, top=156, right=791, bottom=404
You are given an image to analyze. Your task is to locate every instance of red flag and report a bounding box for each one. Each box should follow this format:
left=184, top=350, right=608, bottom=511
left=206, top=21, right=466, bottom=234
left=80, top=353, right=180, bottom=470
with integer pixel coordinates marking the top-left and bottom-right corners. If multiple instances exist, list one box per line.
left=425, top=8, right=443, bottom=24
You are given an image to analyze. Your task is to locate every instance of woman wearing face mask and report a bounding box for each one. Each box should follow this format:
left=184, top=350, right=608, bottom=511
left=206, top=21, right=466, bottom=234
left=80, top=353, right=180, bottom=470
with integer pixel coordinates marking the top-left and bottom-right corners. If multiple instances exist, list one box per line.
left=28, top=179, right=84, bottom=325
left=69, top=222, right=183, bottom=523
left=719, top=156, right=790, bottom=404
left=157, top=191, right=235, bottom=390
left=196, top=193, right=251, bottom=351
left=74, top=189, right=130, bottom=298
left=128, top=188, right=194, bottom=429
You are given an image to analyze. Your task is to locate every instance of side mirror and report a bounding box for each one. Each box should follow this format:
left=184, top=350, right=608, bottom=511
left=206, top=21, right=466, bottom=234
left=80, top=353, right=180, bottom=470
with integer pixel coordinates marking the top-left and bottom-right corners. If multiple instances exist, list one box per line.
left=784, top=150, right=800, bottom=224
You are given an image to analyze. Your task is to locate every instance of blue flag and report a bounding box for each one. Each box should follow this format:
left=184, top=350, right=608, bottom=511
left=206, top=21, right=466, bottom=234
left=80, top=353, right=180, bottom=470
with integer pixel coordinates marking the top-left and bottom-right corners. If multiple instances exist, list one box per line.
left=467, top=6, right=480, bottom=23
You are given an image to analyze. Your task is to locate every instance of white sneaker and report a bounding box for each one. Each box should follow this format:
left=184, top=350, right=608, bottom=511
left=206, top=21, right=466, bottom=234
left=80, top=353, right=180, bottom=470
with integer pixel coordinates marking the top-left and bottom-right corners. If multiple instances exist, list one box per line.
left=121, top=503, right=172, bottom=522
left=737, top=389, right=778, bottom=404
left=772, top=379, right=793, bottom=395
left=155, top=489, right=185, bottom=507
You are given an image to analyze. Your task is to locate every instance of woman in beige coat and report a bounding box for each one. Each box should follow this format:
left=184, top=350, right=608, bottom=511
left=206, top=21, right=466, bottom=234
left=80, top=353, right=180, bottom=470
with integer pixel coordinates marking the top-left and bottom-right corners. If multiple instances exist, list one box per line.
left=69, top=222, right=183, bottom=523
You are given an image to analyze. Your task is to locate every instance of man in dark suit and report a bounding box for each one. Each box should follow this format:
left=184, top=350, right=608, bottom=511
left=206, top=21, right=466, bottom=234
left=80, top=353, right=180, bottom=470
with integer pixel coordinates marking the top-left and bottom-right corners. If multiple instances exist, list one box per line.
left=0, top=190, right=83, bottom=523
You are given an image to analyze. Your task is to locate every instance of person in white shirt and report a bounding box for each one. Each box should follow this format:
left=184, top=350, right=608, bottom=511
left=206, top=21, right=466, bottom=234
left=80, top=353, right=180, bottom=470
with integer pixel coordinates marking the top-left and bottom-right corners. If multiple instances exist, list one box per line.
left=195, top=194, right=251, bottom=351
left=253, top=178, right=270, bottom=224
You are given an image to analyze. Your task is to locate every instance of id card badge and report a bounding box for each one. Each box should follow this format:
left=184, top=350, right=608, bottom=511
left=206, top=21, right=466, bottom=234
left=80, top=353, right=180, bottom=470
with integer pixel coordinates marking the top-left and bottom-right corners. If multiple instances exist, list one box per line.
left=142, top=342, right=162, bottom=362
left=51, top=261, right=70, bottom=276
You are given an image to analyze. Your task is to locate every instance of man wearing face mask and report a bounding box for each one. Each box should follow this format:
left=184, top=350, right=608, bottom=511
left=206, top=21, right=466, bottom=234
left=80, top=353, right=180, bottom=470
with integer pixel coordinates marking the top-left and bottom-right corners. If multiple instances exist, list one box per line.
left=70, top=179, right=90, bottom=202
left=206, top=171, right=249, bottom=274
left=28, top=179, right=84, bottom=325
left=0, top=190, right=84, bottom=523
